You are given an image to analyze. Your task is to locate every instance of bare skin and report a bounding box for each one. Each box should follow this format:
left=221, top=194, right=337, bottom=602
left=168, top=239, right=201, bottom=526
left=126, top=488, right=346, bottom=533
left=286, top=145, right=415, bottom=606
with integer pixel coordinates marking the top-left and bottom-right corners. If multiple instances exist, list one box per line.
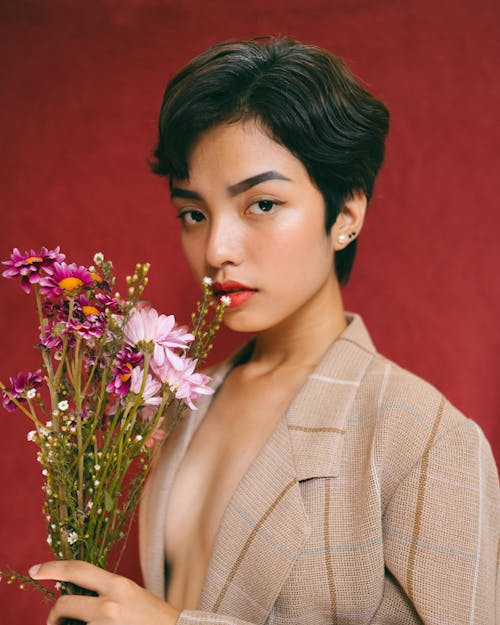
left=29, top=119, right=366, bottom=623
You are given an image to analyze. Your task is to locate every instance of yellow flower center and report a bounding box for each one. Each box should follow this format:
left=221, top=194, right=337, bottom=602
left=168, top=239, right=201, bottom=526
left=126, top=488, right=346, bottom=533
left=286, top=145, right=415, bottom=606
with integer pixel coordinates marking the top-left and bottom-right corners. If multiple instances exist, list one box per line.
left=120, top=363, right=133, bottom=382
left=91, top=272, right=102, bottom=283
left=58, top=277, right=83, bottom=291
left=26, top=256, right=43, bottom=264
left=82, top=305, right=99, bottom=316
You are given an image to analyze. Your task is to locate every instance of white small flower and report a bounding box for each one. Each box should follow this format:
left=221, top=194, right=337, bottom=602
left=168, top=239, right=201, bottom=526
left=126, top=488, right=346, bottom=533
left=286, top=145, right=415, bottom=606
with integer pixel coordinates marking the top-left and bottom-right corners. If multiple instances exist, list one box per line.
left=51, top=523, right=56, bottom=530
left=135, top=435, right=143, bottom=442
left=42, top=469, right=48, bottom=476
left=46, top=420, right=52, bottom=427
left=26, top=388, right=36, bottom=399
left=27, top=430, right=37, bottom=442
left=94, top=464, right=101, bottom=471
left=93, top=252, right=104, bottom=264
left=94, top=480, right=100, bottom=487
left=202, top=276, right=213, bottom=286
left=221, top=295, right=232, bottom=306
left=54, top=350, right=63, bottom=361
left=46, top=488, right=53, bottom=496
left=47, top=535, right=52, bottom=545
left=58, top=400, right=69, bottom=411
left=67, top=531, right=78, bottom=545
left=86, top=500, right=93, bottom=510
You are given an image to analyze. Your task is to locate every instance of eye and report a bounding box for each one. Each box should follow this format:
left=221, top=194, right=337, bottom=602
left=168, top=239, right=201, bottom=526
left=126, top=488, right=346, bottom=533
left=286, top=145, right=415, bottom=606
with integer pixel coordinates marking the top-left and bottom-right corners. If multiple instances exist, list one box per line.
left=177, top=210, right=206, bottom=226
left=247, top=199, right=278, bottom=215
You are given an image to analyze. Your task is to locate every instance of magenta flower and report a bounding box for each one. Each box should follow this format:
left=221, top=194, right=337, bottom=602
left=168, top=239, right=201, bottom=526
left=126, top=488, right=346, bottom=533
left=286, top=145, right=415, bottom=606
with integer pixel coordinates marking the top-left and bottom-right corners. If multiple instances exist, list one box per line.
left=124, top=307, right=194, bottom=368
left=106, top=348, right=144, bottom=398
left=2, top=369, right=44, bottom=412
left=39, top=262, right=93, bottom=299
left=95, top=292, right=124, bottom=313
left=152, top=357, right=213, bottom=410
left=40, top=318, right=73, bottom=350
left=129, top=366, right=162, bottom=406
left=75, top=294, right=103, bottom=318
left=2, top=246, right=65, bottom=294
left=68, top=317, right=105, bottom=340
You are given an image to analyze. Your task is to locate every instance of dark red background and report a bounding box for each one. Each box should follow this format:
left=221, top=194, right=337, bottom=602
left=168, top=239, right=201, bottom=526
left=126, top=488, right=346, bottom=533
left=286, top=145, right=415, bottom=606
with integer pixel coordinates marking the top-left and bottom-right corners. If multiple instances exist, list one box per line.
left=1, top=1, right=499, bottom=622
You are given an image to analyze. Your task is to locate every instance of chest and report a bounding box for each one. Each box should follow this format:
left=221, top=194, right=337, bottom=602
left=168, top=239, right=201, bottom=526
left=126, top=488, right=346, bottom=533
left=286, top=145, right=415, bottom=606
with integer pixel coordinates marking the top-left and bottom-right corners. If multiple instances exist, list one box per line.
left=163, top=372, right=300, bottom=610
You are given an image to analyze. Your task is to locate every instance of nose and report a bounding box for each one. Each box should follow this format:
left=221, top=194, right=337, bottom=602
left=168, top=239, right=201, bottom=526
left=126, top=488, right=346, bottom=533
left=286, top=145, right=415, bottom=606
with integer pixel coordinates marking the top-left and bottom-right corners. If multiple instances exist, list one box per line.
left=205, top=213, right=244, bottom=270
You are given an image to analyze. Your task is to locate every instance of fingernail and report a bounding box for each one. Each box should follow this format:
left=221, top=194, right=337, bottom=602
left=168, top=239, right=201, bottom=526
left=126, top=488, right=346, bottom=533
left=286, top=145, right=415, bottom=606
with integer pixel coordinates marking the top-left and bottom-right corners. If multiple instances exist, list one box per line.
left=29, top=564, right=41, bottom=577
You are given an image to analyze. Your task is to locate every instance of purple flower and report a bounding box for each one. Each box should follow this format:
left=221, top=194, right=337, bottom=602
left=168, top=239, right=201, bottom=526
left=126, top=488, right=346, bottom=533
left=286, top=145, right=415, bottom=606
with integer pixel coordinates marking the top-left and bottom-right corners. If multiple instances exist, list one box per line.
left=152, top=357, right=213, bottom=410
left=2, top=369, right=44, bottom=412
left=2, top=246, right=65, bottom=294
left=106, top=348, right=143, bottom=398
left=39, top=262, right=93, bottom=299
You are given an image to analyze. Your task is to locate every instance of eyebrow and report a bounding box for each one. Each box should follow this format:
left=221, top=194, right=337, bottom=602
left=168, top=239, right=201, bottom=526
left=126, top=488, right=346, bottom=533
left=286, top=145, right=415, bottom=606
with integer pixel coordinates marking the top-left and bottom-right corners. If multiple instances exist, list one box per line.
left=170, top=170, right=292, bottom=201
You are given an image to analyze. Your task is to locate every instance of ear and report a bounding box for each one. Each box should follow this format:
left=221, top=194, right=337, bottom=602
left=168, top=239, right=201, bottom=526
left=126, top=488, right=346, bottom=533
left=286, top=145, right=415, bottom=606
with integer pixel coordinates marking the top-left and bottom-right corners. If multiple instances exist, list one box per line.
left=329, top=190, right=367, bottom=251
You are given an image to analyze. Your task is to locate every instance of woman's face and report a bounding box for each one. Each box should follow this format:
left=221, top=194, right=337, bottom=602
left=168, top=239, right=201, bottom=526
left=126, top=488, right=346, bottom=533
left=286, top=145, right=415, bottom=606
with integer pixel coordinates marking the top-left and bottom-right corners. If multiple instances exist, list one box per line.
left=170, top=120, right=339, bottom=334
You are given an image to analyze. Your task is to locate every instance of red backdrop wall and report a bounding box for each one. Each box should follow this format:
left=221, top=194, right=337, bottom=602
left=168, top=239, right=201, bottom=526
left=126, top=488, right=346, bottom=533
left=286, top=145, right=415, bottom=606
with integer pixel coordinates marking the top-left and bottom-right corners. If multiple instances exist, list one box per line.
left=1, top=1, right=499, bottom=621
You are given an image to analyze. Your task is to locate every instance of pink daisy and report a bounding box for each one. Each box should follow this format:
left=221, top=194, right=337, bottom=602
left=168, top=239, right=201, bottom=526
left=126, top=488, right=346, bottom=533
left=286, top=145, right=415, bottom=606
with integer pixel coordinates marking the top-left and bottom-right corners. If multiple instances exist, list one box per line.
left=124, top=307, right=194, bottom=368
left=152, top=357, right=213, bottom=410
left=39, top=262, right=93, bottom=299
left=2, top=246, right=65, bottom=294
left=129, top=366, right=162, bottom=406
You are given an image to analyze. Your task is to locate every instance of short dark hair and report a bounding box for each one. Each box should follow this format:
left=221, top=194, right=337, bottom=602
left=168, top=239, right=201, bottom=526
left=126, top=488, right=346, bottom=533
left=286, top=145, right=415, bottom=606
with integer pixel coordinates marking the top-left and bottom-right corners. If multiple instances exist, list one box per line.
left=151, top=36, right=389, bottom=285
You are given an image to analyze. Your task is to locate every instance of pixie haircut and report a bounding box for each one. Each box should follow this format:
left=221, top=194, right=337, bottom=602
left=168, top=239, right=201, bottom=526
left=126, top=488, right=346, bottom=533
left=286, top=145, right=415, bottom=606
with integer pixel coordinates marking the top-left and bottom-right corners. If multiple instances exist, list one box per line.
left=151, top=36, right=389, bottom=285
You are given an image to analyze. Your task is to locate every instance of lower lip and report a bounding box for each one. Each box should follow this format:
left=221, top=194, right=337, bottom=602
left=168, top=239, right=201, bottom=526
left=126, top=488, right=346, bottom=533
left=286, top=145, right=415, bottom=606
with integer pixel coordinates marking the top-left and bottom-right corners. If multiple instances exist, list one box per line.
left=217, top=290, right=257, bottom=308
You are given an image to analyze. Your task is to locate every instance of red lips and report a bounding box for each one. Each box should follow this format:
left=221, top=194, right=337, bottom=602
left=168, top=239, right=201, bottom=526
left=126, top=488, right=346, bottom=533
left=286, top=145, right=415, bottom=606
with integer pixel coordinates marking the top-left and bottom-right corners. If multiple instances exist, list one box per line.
left=212, top=281, right=258, bottom=308
left=212, top=280, right=256, bottom=295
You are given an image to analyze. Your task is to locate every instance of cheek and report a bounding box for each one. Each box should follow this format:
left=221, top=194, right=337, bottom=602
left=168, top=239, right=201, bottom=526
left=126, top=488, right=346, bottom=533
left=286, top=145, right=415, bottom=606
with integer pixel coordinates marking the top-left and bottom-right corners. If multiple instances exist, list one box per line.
left=180, top=235, right=204, bottom=277
left=253, top=212, right=332, bottom=271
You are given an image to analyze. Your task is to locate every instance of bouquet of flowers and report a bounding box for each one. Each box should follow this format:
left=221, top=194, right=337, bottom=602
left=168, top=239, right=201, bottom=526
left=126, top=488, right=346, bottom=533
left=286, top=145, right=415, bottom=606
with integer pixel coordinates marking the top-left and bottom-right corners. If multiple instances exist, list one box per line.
left=0, top=246, right=226, bottom=615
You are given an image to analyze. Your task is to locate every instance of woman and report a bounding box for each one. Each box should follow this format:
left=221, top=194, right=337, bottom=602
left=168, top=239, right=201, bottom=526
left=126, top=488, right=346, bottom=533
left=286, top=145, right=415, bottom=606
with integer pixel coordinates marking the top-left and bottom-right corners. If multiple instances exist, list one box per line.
left=30, top=37, right=499, bottom=625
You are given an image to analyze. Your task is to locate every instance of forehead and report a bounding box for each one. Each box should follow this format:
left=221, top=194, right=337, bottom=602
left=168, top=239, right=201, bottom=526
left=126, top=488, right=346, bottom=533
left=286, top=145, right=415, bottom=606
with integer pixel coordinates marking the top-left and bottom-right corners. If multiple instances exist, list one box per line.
left=175, top=120, right=308, bottom=188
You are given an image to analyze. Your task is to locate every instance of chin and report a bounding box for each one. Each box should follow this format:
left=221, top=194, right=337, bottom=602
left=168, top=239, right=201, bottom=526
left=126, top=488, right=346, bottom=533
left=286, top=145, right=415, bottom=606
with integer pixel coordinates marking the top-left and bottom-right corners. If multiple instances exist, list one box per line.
left=221, top=311, right=268, bottom=334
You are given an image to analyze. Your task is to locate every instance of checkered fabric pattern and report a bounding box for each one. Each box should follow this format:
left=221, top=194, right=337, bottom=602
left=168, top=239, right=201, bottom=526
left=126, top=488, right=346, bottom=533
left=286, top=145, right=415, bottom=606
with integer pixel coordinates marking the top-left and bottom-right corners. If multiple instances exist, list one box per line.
left=139, top=312, right=500, bottom=624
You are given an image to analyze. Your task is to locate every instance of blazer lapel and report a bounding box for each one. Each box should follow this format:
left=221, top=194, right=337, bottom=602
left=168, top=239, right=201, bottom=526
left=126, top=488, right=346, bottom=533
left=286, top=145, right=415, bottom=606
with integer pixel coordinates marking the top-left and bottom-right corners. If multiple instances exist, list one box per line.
left=196, top=312, right=377, bottom=623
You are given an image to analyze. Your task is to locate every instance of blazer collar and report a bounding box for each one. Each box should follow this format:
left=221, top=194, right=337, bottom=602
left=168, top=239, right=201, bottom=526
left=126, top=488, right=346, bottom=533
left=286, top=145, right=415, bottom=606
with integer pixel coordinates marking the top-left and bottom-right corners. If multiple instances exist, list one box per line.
left=193, top=311, right=377, bottom=619
left=142, top=311, right=378, bottom=620
left=207, top=310, right=377, bottom=481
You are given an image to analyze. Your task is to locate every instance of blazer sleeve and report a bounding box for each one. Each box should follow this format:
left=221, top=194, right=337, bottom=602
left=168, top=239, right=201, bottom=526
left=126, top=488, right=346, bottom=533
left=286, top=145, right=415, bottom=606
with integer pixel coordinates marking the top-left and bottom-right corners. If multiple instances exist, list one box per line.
left=175, top=611, right=257, bottom=625
left=373, top=419, right=500, bottom=624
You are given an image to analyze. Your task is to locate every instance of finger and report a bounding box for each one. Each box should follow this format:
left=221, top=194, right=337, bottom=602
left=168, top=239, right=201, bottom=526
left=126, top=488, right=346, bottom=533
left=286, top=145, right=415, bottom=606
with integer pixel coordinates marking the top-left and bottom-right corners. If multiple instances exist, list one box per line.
left=29, top=560, right=116, bottom=595
left=47, top=594, right=101, bottom=625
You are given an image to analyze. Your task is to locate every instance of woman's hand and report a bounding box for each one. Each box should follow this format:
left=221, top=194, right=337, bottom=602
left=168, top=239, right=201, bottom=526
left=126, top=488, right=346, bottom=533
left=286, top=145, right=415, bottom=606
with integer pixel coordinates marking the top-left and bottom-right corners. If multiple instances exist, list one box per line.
left=29, top=560, right=181, bottom=625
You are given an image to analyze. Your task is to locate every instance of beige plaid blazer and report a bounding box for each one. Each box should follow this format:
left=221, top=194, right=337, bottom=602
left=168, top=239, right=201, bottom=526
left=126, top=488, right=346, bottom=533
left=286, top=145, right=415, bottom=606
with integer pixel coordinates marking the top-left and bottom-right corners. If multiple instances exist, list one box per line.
left=139, top=311, right=500, bottom=625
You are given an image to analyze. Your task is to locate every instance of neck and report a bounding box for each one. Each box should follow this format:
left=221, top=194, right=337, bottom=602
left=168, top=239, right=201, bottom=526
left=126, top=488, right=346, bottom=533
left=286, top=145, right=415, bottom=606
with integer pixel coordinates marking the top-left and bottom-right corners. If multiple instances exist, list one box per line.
left=249, top=274, right=347, bottom=373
